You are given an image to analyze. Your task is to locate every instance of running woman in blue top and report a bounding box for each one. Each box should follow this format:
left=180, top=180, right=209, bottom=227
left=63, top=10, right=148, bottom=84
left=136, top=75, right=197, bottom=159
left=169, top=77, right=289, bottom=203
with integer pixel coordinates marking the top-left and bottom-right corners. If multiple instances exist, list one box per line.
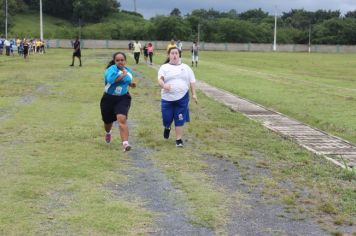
left=100, top=52, right=137, bottom=152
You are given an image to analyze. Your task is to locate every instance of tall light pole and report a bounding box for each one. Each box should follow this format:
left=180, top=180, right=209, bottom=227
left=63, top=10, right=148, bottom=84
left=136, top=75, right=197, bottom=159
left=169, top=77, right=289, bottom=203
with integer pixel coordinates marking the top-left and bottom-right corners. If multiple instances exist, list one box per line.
left=76, top=1, right=82, bottom=40
left=133, top=0, right=137, bottom=12
left=5, top=0, right=8, bottom=39
left=273, top=6, right=277, bottom=51
left=197, top=23, right=201, bottom=45
left=40, top=0, right=43, bottom=40
left=308, top=25, right=311, bottom=53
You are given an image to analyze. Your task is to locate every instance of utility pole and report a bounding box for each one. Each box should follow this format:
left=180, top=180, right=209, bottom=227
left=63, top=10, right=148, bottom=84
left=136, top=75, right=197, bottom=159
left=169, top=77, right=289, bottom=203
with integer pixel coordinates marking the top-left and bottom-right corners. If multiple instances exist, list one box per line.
left=273, top=6, right=277, bottom=51
left=77, top=1, right=82, bottom=40
left=308, top=25, right=311, bottom=53
left=5, top=0, right=8, bottom=39
left=197, top=23, right=201, bottom=45
left=133, top=0, right=137, bottom=12
left=40, top=0, right=43, bottom=40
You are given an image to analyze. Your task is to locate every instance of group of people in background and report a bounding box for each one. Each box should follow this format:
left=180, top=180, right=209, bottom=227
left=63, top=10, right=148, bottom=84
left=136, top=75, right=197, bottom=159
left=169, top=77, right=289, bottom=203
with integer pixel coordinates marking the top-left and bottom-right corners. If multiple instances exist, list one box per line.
left=130, top=40, right=155, bottom=65
left=0, top=36, right=46, bottom=60
left=128, top=38, right=199, bottom=68
left=143, top=42, right=154, bottom=65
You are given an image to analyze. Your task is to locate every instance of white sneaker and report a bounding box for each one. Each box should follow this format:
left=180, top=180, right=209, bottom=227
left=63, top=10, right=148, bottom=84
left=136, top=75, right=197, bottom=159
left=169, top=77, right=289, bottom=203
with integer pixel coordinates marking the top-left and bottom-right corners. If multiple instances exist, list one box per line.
left=175, top=139, right=184, bottom=147
left=123, top=143, right=132, bottom=152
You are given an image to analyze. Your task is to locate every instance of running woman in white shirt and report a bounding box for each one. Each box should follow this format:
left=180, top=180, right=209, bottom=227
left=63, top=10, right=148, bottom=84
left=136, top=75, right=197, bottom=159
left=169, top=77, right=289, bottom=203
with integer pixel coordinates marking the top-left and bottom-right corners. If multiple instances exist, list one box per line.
left=158, top=47, right=198, bottom=147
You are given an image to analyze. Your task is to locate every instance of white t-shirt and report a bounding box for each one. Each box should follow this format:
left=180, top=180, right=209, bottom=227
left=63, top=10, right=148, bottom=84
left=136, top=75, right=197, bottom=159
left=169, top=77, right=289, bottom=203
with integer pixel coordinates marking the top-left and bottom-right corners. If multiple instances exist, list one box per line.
left=158, top=63, right=196, bottom=101
left=177, top=41, right=183, bottom=50
left=4, top=40, right=10, bottom=47
left=133, top=42, right=141, bottom=53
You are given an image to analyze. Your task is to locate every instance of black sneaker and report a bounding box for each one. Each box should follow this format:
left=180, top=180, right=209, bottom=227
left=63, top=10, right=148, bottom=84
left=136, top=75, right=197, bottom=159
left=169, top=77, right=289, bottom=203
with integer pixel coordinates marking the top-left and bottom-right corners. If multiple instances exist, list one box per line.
left=163, top=127, right=170, bottom=139
left=176, top=139, right=184, bottom=147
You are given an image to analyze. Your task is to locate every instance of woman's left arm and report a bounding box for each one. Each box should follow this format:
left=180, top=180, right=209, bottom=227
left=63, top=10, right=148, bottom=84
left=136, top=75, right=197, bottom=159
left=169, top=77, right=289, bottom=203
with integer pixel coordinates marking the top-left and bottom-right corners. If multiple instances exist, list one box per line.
left=188, top=66, right=198, bottom=104
left=191, top=82, right=198, bottom=104
left=129, top=80, right=137, bottom=88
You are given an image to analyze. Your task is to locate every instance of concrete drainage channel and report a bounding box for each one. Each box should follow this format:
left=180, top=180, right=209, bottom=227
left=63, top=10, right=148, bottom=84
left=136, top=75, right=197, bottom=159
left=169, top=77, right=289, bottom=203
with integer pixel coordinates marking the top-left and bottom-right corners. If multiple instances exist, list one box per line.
left=195, top=80, right=355, bottom=169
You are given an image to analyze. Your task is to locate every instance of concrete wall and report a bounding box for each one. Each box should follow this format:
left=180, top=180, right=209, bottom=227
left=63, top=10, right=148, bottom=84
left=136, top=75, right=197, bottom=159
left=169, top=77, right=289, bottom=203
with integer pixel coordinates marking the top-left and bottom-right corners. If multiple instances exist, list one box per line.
left=46, top=39, right=356, bottom=53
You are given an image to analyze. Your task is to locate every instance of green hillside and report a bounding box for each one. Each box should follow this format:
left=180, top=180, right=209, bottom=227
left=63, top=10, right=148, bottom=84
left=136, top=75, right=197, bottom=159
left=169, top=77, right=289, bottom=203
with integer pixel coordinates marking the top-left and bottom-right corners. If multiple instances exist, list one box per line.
left=8, top=11, right=146, bottom=40
left=9, top=12, right=77, bottom=39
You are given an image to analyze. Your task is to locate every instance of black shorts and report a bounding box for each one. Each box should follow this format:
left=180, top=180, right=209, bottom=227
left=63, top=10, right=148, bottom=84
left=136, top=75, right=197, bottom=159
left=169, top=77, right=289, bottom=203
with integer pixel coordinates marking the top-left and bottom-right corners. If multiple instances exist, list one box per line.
left=23, top=46, right=29, bottom=55
left=100, top=93, right=132, bottom=124
left=73, top=50, right=81, bottom=57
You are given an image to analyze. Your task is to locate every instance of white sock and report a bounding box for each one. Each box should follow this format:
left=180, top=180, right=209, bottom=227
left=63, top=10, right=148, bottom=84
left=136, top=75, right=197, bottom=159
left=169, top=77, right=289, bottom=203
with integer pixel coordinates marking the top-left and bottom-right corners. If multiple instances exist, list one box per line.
left=106, top=130, right=111, bottom=134
left=123, top=141, right=129, bottom=146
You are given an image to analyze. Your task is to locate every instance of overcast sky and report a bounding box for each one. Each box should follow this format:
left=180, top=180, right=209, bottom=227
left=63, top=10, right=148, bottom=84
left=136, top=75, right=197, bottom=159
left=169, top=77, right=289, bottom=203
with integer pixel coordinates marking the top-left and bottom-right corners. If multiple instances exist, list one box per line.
left=118, top=0, right=356, bottom=19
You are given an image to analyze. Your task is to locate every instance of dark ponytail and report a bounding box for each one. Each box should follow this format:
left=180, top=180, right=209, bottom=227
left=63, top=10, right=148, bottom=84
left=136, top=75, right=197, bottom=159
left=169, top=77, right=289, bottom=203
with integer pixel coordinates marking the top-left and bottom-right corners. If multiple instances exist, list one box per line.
left=106, top=52, right=127, bottom=69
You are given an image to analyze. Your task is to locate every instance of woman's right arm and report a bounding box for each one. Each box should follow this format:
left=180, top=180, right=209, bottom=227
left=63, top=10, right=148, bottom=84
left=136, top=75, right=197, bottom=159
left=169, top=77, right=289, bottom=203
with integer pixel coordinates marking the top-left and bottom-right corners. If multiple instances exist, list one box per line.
left=105, top=67, right=127, bottom=84
left=158, top=76, right=164, bottom=87
left=158, top=67, right=168, bottom=91
left=158, top=76, right=171, bottom=91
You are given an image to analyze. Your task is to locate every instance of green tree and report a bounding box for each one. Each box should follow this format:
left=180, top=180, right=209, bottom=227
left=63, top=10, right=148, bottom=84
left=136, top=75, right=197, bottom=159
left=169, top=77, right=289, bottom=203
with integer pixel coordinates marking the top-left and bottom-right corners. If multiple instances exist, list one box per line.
left=23, top=0, right=38, bottom=9
left=150, top=15, right=191, bottom=40
left=72, top=0, right=119, bottom=23
left=239, top=8, right=269, bottom=23
left=345, top=10, right=356, bottom=19
left=312, top=10, right=340, bottom=23
left=277, top=28, right=307, bottom=44
left=170, top=8, right=181, bottom=17
left=313, top=18, right=356, bottom=44
left=42, top=0, right=74, bottom=19
left=189, top=8, right=224, bottom=20
left=281, top=9, right=312, bottom=30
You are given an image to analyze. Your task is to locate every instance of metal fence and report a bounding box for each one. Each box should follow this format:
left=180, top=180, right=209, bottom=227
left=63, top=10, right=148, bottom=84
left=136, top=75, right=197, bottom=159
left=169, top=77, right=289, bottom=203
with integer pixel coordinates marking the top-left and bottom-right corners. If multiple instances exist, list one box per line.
left=47, top=39, right=356, bottom=53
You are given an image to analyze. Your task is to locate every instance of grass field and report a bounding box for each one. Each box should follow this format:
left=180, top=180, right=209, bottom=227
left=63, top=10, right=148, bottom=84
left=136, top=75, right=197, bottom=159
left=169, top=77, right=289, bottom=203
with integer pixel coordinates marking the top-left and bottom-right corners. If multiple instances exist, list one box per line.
left=0, top=49, right=355, bottom=235
left=164, top=50, right=356, bottom=144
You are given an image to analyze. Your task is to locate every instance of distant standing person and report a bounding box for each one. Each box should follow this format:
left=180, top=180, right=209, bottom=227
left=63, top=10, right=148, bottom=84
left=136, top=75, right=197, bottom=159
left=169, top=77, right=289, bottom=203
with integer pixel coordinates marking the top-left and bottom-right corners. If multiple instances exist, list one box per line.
left=191, top=41, right=199, bottom=67
left=70, top=37, right=82, bottom=67
left=40, top=40, right=45, bottom=54
left=143, top=43, right=148, bottom=64
left=176, top=40, right=183, bottom=57
left=0, top=36, right=4, bottom=55
left=147, top=42, right=154, bottom=65
left=16, top=38, right=21, bottom=54
left=100, top=52, right=137, bottom=152
left=158, top=47, right=198, bottom=147
left=19, top=40, right=24, bottom=56
left=132, top=40, right=142, bottom=64
left=166, top=38, right=176, bottom=52
left=23, top=40, right=29, bottom=60
left=4, top=39, right=10, bottom=56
